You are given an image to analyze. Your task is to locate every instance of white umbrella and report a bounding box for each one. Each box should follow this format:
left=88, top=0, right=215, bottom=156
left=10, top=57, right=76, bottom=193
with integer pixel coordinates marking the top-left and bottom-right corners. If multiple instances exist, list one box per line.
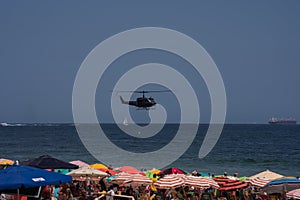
left=67, top=166, right=108, bottom=180
left=248, top=169, right=283, bottom=180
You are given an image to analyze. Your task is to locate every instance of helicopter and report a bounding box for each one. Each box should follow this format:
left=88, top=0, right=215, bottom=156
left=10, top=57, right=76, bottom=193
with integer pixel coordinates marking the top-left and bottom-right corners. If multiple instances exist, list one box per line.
left=119, top=90, right=170, bottom=109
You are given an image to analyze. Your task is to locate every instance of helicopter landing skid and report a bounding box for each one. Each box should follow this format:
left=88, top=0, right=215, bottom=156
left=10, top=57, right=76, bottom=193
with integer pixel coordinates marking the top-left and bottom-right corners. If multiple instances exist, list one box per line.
left=136, top=107, right=155, bottom=110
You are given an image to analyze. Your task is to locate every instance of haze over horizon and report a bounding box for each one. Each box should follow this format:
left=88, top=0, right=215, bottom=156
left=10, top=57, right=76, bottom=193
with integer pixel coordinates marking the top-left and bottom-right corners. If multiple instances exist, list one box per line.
left=1, top=1, right=299, bottom=124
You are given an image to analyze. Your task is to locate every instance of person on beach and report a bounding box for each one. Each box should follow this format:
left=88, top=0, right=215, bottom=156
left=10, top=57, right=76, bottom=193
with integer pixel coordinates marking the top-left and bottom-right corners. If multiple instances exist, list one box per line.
left=53, top=185, right=60, bottom=200
left=105, top=186, right=115, bottom=200
left=201, top=189, right=213, bottom=200
left=150, top=174, right=158, bottom=200
left=99, top=177, right=107, bottom=192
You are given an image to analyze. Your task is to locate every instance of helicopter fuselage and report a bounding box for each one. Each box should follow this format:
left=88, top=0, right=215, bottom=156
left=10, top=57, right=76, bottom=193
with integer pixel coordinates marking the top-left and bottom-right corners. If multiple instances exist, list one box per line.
left=120, top=96, right=156, bottom=108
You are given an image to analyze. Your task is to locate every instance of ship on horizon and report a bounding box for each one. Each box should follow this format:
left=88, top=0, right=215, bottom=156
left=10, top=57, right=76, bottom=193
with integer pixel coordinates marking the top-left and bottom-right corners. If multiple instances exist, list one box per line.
left=268, top=117, right=297, bottom=125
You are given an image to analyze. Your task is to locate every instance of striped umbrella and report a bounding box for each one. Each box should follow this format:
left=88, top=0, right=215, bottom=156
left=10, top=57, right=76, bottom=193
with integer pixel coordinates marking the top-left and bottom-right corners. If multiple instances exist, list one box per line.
left=111, top=173, right=133, bottom=183
left=249, top=178, right=271, bottom=188
left=131, top=175, right=152, bottom=185
left=287, top=189, right=300, bottom=199
left=155, top=175, right=184, bottom=189
left=183, top=176, right=219, bottom=188
left=109, top=173, right=151, bottom=185
left=214, top=177, right=248, bottom=191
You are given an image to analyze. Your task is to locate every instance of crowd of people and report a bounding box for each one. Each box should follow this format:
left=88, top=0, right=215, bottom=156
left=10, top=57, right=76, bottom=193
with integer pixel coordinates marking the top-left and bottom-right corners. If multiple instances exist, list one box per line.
left=37, top=180, right=271, bottom=200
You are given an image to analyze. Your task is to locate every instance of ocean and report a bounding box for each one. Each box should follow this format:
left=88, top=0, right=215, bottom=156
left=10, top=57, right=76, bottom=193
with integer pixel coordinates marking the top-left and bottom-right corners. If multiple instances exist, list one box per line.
left=0, top=124, right=299, bottom=177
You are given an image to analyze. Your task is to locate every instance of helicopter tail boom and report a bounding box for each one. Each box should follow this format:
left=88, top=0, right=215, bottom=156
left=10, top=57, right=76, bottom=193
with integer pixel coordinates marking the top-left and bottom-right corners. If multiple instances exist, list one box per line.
left=120, top=96, right=139, bottom=106
left=119, top=96, right=129, bottom=105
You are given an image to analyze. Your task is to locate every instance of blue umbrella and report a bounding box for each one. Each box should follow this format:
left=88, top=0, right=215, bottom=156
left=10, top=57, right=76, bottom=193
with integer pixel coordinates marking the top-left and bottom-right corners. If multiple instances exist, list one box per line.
left=262, top=178, right=300, bottom=193
left=0, top=165, right=72, bottom=191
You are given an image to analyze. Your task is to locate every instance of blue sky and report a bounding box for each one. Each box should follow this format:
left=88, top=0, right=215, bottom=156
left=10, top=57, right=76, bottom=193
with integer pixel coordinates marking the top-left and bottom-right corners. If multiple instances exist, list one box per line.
left=0, top=1, right=299, bottom=124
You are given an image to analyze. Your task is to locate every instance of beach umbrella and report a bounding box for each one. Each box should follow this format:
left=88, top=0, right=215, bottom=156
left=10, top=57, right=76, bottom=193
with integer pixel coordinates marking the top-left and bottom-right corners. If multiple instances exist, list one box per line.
left=214, top=177, right=248, bottom=191
left=248, top=169, right=283, bottom=180
left=109, top=173, right=134, bottom=186
left=98, top=168, right=118, bottom=176
left=150, top=168, right=161, bottom=174
left=67, top=166, right=108, bottom=180
left=54, top=169, right=71, bottom=175
left=109, top=173, right=152, bottom=186
left=22, top=155, right=78, bottom=170
left=159, top=167, right=187, bottom=175
left=154, top=175, right=184, bottom=189
left=249, top=177, right=271, bottom=188
left=0, top=158, right=14, bottom=165
left=90, top=163, right=108, bottom=170
left=116, top=166, right=145, bottom=175
left=69, top=160, right=89, bottom=168
left=110, top=173, right=133, bottom=183
left=262, top=178, right=300, bottom=193
left=0, top=165, right=72, bottom=190
left=131, top=175, right=152, bottom=185
left=287, top=188, right=300, bottom=199
left=146, top=169, right=160, bottom=179
left=183, top=176, right=219, bottom=188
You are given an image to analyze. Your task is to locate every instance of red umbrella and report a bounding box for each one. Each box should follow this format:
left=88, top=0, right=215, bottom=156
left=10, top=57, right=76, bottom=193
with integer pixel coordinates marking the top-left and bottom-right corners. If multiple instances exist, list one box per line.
left=98, top=168, right=118, bottom=176
left=214, top=177, right=248, bottom=191
left=159, top=167, right=187, bottom=175
left=116, top=166, right=145, bottom=175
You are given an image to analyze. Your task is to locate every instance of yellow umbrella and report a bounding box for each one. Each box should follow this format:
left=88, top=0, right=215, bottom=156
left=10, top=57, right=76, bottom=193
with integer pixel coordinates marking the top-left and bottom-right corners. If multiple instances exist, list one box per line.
left=0, top=158, right=14, bottom=165
left=90, top=163, right=108, bottom=170
left=150, top=168, right=161, bottom=174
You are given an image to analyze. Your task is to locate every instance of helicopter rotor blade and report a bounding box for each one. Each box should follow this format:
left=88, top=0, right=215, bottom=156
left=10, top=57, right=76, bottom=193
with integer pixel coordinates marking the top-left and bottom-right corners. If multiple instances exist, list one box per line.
left=115, top=90, right=172, bottom=93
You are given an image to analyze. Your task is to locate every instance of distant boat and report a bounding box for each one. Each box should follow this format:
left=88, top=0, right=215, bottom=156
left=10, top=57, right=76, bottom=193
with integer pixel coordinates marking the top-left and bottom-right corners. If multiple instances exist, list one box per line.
left=123, top=118, right=128, bottom=126
left=0, top=122, right=10, bottom=126
left=268, top=117, right=297, bottom=125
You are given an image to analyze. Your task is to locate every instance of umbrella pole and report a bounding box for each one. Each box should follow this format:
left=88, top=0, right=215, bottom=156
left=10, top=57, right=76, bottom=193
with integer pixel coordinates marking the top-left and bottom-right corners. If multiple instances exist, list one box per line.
left=17, top=189, right=20, bottom=200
